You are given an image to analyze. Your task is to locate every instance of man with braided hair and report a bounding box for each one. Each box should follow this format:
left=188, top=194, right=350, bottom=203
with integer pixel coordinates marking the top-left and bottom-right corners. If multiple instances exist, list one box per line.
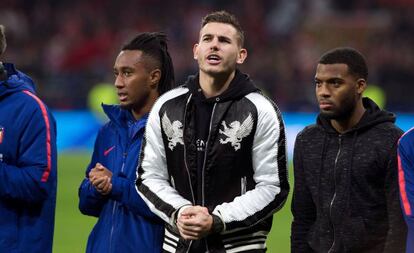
left=78, top=32, right=175, bottom=253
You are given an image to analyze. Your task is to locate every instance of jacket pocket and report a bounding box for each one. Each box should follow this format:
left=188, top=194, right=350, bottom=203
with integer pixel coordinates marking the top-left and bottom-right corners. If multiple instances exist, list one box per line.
left=222, top=230, right=268, bottom=252
left=163, top=226, right=179, bottom=252
left=164, top=225, right=191, bottom=253
left=341, top=216, right=366, bottom=252
left=241, top=176, right=247, bottom=195
left=307, top=223, right=320, bottom=251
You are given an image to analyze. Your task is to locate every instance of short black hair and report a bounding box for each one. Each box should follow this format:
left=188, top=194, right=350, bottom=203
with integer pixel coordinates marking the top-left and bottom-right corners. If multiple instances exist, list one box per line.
left=319, top=47, right=368, bottom=80
left=0, top=25, right=6, bottom=56
left=122, top=32, right=175, bottom=95
left=201, top=10, right=245, bottom=47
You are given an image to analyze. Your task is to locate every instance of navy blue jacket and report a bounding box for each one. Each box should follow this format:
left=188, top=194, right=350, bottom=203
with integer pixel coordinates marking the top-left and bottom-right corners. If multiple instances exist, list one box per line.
left=78, top=104, right=163, bottom=253
left=0, top=63, right=57, bottom=252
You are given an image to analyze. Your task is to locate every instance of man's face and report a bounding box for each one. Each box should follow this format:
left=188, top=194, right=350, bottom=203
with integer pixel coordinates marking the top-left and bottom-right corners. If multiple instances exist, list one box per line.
left=113, top=50, right=155, bottom=111
left=193, top=22, right=246, bottom=77
left=315, top=63, right=364, bottom=120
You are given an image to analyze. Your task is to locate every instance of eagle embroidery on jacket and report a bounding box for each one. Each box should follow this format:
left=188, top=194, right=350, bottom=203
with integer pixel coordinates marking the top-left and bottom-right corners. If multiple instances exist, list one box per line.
left=161, top=112, right=184, bottom=150
left=219, top=113, right=254, bottom=151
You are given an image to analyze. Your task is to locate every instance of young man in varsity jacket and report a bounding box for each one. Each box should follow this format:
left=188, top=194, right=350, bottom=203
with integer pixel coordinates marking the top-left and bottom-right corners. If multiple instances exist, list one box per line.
left=136, top=10, right=289, bottom=253
left=291, top=47, right=407, bottom=253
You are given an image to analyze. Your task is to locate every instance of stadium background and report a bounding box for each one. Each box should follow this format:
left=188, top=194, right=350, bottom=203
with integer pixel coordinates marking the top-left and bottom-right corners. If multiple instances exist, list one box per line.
left=1, top=0, right=414, bottom=252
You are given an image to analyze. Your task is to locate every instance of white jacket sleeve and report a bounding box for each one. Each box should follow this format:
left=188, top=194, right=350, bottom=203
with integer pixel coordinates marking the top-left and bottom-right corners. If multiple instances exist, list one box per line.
left=136, top=88, right=192, bottom=226
left=212, top=93, right=289, bottom=232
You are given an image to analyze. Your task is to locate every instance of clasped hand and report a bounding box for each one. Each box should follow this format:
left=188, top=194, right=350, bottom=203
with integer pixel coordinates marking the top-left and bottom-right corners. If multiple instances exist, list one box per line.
left=176, top=206, right=213, bottom=240
left=89, top=163, right=113, bottom=195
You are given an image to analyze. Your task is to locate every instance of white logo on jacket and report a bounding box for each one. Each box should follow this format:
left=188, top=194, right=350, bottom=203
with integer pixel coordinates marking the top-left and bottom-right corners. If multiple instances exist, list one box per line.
left=162, top=112, right=184, bottom=150
left=219, top=113, right=254, bottom=151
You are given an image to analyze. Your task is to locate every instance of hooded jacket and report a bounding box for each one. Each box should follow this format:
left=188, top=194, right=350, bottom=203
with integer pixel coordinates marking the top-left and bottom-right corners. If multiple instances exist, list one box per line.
left=137, top=70, right=289, bottom=252
left=78, top=104, right=164, bottom=253
left=398, top=127, right=414, bottom=253
left=291, top=98, right=407, bottom=253
left=0, top=63, right=57, bottom=252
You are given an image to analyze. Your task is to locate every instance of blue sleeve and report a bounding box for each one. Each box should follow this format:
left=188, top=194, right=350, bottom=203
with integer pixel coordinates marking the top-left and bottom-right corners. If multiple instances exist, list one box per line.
left=0, top=100, right=57, bottom=204
left=109, top=175, right=161, bottom=220
left=399, top=132, right=414, bottom=218
left=398, top=131, right=414, bottom=252
left=78, top=128, right=108, bottom=217
left=382, top=136, right=407, bottom=253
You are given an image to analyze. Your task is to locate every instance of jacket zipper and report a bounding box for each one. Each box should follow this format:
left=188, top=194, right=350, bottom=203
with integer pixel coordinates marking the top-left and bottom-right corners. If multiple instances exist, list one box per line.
left=201, top=103, right=217, bottom=206
left=178, top=94, right=196, bottom=253
left=108, top=201, right=117, bottom=252
left=186, top=241, right=193, bottom=253
left=109, top=151, right=127, bottom=252
left=328, top=135, right=342, bottom=253
left=201, top=103, right=217, bottom=253
left=170, top=176, right=175, bottom=189
left=241, top=176, right=247, bottom=195
left=183, top=94, right=196, bottom=204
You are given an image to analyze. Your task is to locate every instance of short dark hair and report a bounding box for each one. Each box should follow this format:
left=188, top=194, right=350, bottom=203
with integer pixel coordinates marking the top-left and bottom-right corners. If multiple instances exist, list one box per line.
left=0, top=25, right=6, bottom=56
left=122, top=32, right=175, bottom=95
left=319, top=47, right=368, bottom=80
left=201, top=10, right=245, bottom=47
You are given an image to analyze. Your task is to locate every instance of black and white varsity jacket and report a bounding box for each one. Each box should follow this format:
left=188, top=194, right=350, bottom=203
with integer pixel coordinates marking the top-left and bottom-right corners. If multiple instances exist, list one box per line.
left=137, top=71, right=289, bottom=253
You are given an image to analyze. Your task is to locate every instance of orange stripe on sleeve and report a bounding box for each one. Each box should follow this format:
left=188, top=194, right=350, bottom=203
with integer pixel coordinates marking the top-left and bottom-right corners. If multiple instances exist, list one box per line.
left=22, top=90, right=52, bottom=182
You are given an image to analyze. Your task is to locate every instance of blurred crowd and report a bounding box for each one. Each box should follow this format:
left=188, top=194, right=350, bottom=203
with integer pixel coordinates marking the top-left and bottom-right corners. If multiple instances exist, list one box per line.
left=1, top=0, right=413, bottom=112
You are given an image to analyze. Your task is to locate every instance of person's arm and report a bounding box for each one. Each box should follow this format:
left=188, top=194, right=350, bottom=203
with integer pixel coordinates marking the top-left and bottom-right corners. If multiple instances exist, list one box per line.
left=398, top=132, right=414, bottom=253
left=291, top=132, right=316, bottom=253
left=109, top=172, right=163, bottom=220
left=85, top=163, right=159, bottom=219
left=78, top=129, right=109, bottom=217
left=0, top=94, right=56, bottom=204
left=383, top=138, right=407, bottom=253
left=211, top=94, right=289, bottom=232
left=137, top=89, right=193, bottom=226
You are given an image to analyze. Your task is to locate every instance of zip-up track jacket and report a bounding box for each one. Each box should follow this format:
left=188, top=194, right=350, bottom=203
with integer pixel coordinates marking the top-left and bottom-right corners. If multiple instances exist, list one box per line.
left=0, top=63, right=57, bottom=252
left=291, top=98, right=407, bottom=253
left=398, top=127, right=414, bottom=253
left=78, top=105, right=163, bottom=253
left=137, top=72, right=289, bottom=252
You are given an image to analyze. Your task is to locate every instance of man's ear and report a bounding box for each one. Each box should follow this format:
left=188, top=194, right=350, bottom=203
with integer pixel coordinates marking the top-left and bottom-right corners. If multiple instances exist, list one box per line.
left=236, top=48, right=247, bottom=64
left=150, top=69, right=161, bottom=89
left=193, top=43, right=199, bottom=60
left=356, top=78, right=367, bottom=95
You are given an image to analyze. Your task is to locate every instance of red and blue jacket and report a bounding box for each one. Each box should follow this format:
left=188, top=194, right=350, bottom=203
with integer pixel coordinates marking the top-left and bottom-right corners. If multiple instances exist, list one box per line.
left=398, top=127, right=414, bottom=253
left=78, top=104, right=163, bottom=253
left=0, top=63, right=57, bottom=252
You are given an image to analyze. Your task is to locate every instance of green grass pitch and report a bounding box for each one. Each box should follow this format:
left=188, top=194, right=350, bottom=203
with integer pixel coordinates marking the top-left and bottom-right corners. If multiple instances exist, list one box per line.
left=53, top=152, right=292, bottom=252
